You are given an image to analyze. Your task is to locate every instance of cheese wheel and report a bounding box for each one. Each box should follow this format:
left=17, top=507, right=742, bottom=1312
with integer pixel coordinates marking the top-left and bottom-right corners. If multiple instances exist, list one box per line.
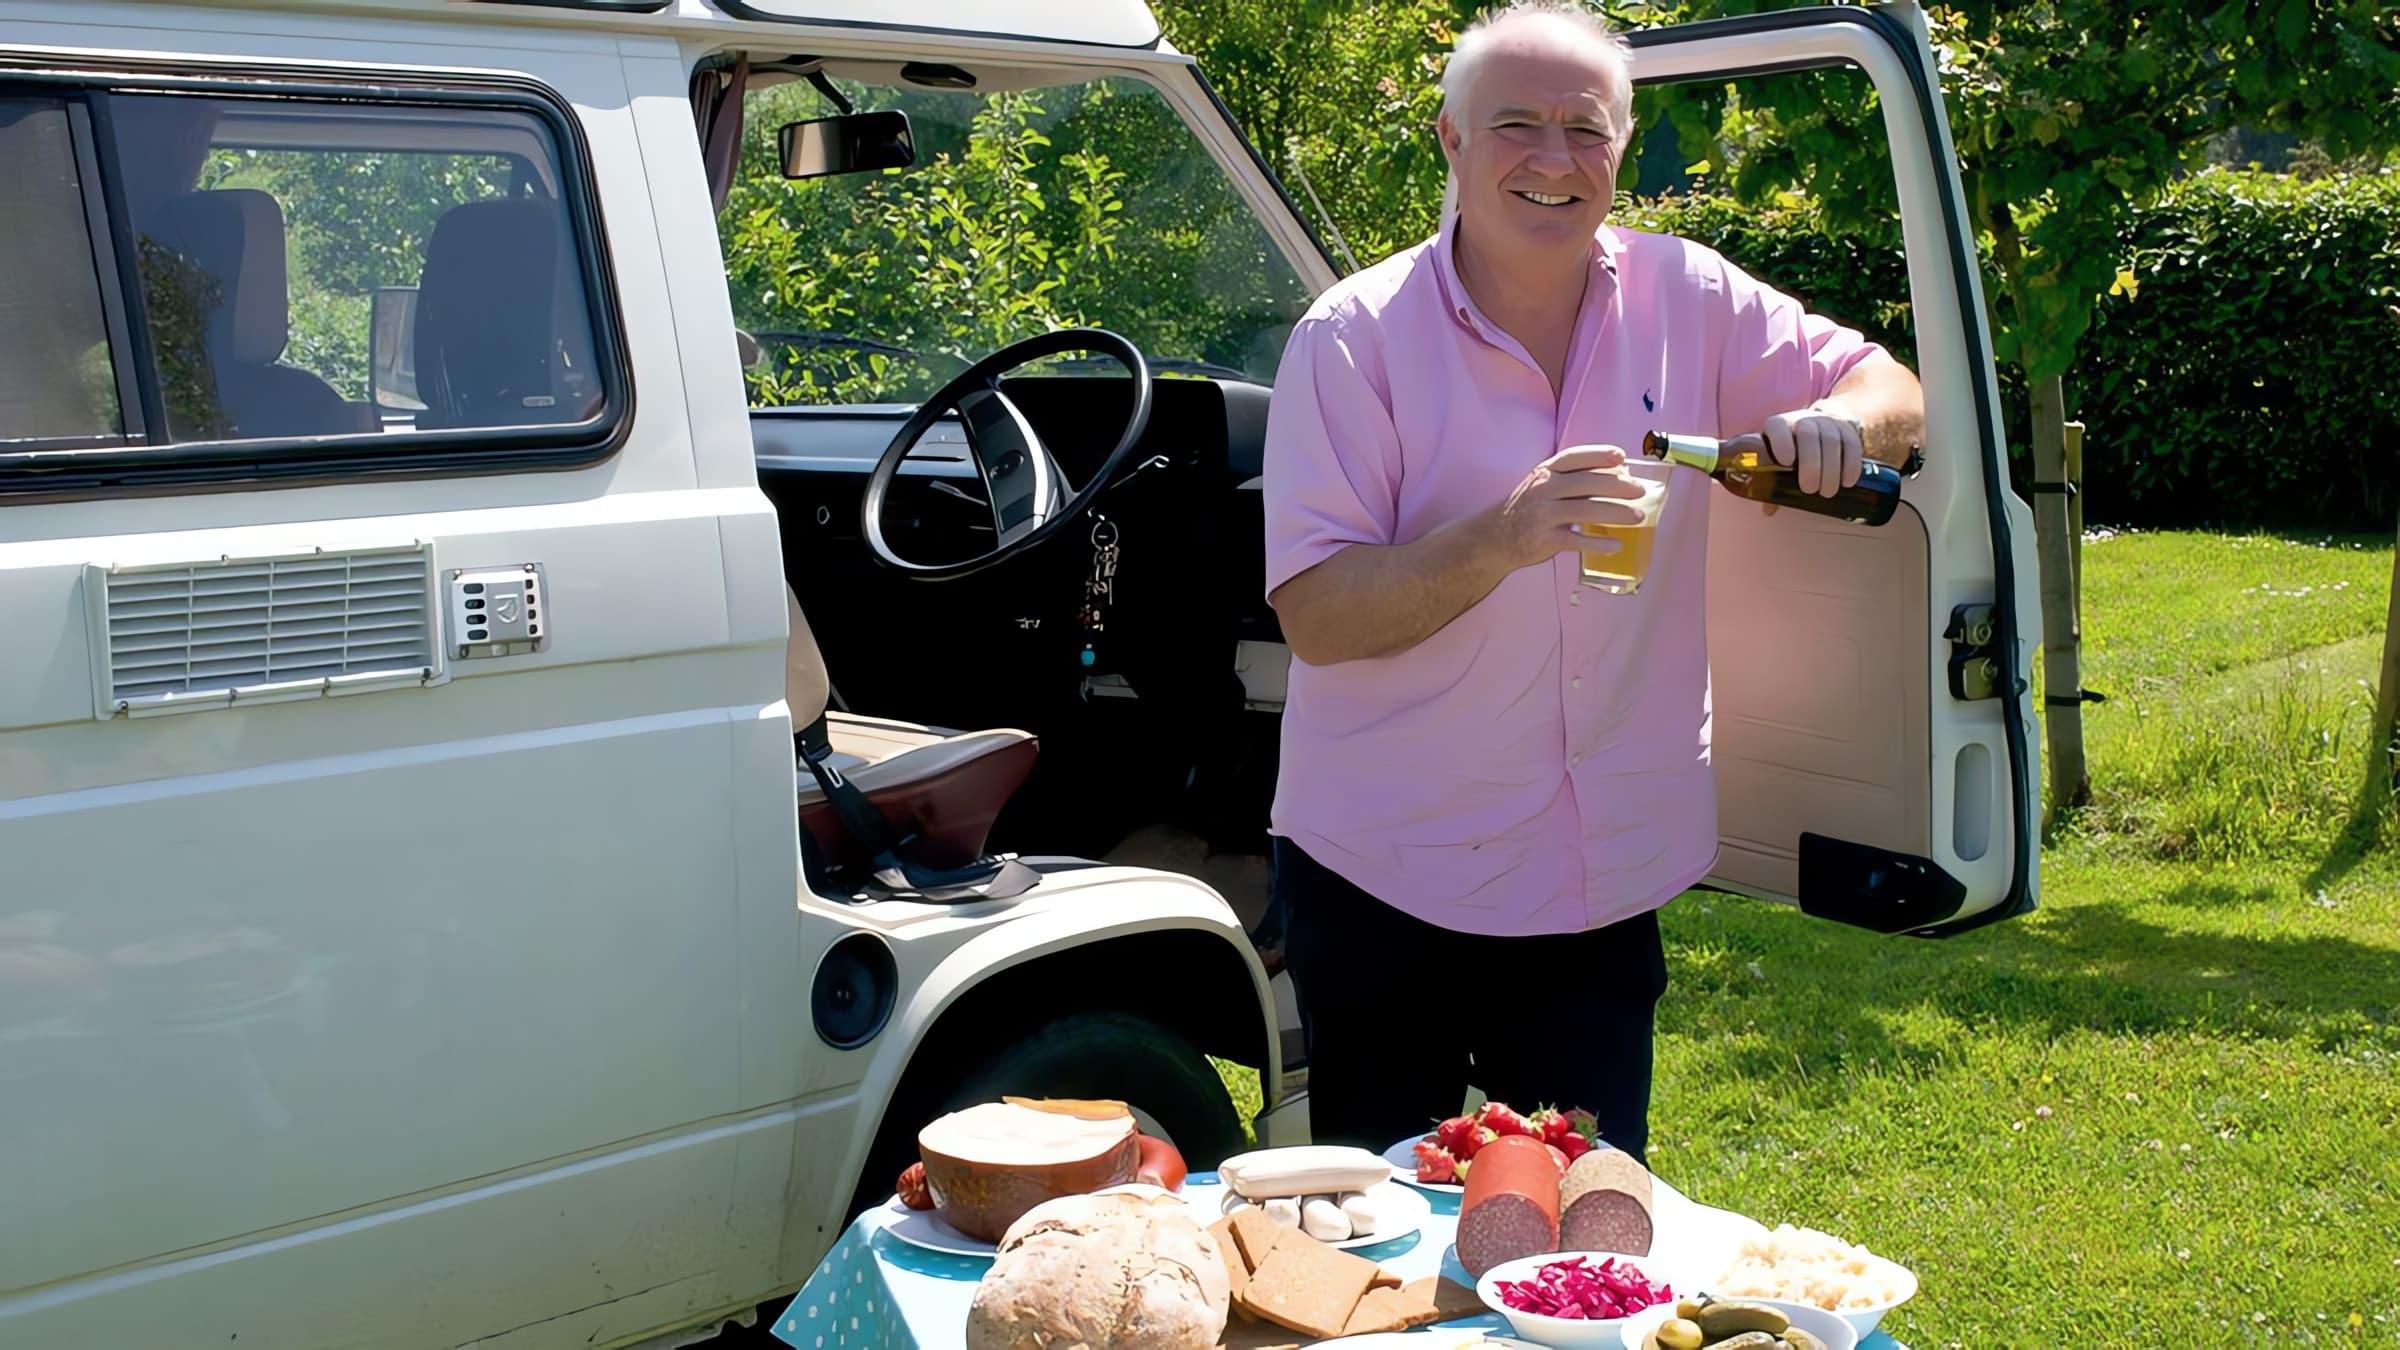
left=917, top=1101, right=1140, bottom=1243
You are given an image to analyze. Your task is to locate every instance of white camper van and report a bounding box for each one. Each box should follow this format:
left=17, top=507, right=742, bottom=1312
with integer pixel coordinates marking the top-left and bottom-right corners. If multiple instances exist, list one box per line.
left=0, top=1, right=2037, bottom=1346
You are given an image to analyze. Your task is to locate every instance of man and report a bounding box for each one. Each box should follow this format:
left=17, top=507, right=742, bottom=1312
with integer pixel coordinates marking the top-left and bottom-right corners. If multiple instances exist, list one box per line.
left=1261, top=1, right=1924, bottom=1163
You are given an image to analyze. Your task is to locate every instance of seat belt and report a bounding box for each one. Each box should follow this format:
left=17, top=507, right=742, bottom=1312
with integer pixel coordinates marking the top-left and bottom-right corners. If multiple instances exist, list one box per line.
left=796, top=714, right=1040, bottom=903
left=796, top=713, right=906, bottom=864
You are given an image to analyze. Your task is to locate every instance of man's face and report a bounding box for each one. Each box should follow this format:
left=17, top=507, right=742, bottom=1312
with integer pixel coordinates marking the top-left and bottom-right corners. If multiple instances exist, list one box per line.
left=1439, top=27, right=1631, bottom=260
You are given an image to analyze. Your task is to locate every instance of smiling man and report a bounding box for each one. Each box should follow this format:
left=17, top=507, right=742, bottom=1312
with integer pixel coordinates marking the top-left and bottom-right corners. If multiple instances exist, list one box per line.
left=1260, top=1, right=1924, bottom=1160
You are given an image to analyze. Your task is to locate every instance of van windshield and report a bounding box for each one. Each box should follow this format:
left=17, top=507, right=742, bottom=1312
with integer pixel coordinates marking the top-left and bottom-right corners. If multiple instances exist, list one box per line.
left=722, top=70, right=1313, bottom=407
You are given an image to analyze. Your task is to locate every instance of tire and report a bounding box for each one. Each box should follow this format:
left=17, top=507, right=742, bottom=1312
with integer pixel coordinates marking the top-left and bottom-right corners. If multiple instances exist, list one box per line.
left=845, top=1010, right=1244, bottom=1224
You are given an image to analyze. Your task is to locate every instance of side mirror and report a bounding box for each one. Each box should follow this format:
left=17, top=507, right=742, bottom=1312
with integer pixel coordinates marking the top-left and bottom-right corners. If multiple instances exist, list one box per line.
left=779, top=109, right=915, bottom=180
left=369, top=285, right=424, bottom=411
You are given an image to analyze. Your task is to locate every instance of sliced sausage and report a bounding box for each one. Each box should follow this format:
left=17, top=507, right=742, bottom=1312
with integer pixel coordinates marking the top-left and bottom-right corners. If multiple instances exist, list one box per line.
left=1454, top=1135, right=1561, bottom=1278
left=1558, top=1146, right=1655, bottom=1256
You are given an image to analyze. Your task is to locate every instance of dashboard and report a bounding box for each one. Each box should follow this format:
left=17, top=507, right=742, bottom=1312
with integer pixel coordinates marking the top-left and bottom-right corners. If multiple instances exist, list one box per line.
left=755, top=375, right=1286, bottom=858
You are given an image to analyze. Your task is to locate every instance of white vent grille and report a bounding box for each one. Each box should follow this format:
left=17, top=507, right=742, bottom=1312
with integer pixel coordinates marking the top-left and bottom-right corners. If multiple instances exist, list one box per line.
left=92, top=546, right=438, bottom=716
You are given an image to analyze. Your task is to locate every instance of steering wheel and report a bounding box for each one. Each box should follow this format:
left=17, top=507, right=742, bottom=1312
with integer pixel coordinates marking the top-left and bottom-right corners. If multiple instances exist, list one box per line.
left=862, top=328, right=1154, bottom=581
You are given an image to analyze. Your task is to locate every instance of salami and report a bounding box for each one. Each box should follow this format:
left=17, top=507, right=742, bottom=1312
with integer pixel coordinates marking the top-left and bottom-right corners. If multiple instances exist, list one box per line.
left=1557, top=1145, right=1655, bottom=1256
left=1453, top=1135, right=1561, bottom=1279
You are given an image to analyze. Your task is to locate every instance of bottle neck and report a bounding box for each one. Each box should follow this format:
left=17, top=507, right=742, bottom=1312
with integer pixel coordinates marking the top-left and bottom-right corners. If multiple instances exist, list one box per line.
left=1641, top=431, right=1723, bottom=474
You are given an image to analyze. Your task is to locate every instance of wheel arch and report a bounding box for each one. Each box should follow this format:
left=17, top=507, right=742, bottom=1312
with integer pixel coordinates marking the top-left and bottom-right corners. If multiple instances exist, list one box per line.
left=818, top=897, right=1278, bottom=1237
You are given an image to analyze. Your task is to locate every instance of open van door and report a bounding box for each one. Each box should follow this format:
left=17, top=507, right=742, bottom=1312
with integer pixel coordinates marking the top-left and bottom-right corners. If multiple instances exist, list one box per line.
left=1625, top=3, right=2041, bottom=936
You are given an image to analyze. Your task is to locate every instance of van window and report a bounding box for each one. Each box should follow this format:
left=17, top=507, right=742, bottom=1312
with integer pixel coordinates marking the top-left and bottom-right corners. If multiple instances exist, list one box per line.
left=0, top=79, right=621, bottom=490
left=0, top=99, right=126, bottom=447
left=101, top=94, right=605, bottom=442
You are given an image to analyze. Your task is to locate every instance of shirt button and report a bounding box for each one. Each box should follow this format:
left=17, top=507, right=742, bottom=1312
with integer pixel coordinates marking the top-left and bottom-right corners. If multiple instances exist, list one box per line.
left=1570, top=753, right=1582, bottom=767
left=1571, top=676, right=1583, bottom=689
left=1569, top=591, right=1582, bottom=607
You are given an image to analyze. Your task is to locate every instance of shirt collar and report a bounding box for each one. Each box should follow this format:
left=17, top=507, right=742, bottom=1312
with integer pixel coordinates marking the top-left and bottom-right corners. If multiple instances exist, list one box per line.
left=1432, top=207, right=1623, bottom=342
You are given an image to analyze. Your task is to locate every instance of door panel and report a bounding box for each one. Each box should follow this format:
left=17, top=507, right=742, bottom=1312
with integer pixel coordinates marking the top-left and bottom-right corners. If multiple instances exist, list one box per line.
left=4, top=707, right=741, bottom=1289
left=1627, top=7, right=2039, bottom=932
left=1705, top=496, right=1933, bottom=896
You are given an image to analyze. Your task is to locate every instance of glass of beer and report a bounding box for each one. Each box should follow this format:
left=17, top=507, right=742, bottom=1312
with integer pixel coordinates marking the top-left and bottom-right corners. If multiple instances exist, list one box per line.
left=1575, top=461, right=1668, bottom=595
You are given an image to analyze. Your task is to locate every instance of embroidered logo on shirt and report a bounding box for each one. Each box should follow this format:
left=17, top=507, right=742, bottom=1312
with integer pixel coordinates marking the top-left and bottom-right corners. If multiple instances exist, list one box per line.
left=1642, top=388, right=1656, bottom=412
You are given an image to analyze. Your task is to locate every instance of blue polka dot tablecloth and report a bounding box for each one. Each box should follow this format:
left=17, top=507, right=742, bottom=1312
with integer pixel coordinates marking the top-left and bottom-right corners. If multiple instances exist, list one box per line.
left=774, top=1174, right=1910, bottom=1349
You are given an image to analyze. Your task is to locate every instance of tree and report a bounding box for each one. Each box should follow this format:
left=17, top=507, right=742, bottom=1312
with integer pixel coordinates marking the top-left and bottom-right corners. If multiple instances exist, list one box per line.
left=718, top=74, right=1313, bottom=406
left=1155, top=0, right=1467, bottom=262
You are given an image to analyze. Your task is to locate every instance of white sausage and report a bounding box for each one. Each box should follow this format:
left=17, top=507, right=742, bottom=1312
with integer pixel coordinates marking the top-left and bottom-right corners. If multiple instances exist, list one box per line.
left=1217, top=1146, right=1394, bottom=1199
left=1263, top=1197, right=1301, bottom=1229
left=1302, top=1196, right=1352, bottom=1243
left=1340, top=1191, right=1379, bottom=1237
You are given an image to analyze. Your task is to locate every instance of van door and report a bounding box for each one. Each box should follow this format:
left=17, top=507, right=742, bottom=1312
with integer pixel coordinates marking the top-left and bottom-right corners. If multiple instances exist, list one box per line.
left=0, top=18, right=793, bottom=1347
left=1622, top=5, right=2041, bottom=936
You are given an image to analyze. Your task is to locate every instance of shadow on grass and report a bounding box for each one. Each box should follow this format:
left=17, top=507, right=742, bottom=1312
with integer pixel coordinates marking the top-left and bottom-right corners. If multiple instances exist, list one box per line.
left=2306, top=764, right=2394, bottom=894
left=1658, top=877, right=2400, bottom=1107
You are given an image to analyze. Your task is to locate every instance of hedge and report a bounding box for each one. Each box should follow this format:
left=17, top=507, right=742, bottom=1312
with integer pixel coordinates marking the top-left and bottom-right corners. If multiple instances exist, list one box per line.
left=1615, top=169, right=2400, bottom=532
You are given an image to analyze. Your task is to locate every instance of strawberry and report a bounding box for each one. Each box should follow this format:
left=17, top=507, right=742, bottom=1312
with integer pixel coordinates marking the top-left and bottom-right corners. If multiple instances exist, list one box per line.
left=1543, top=1142, right=1569, bottom=1172
left=1536, top=1107, right=1579, bottom=1148
left=1557, top=1130, right=1595, bottom=1161
left=1412, top=1140, right=1459, bottom=1184
left=1434, top=1114, right=1480, bottom=1155
left=1476, top=1100, right=1534, bottom=1139
left=1568, top=1107, right=1600, bottom=1143
left=1457, top=1124, right=1499, bottom=1160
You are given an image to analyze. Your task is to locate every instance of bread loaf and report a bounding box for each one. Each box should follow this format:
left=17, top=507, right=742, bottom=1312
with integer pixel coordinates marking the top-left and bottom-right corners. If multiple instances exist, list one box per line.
left=965, top=1191, right=1230, bottom=1350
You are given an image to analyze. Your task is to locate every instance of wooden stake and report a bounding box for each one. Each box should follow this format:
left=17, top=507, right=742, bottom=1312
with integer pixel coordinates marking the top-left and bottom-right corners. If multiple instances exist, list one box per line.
left=2365, top=515, right=2400, bottom=818
left=2065, top=418, right=2086, bottom=656
left=2373, top=315, right=2400, bottom=820
left=2032, top=374, right=2090, bottom=812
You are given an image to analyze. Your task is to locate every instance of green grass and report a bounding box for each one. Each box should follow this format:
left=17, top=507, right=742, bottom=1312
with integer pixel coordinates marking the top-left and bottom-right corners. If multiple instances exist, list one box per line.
left=2075, top=529, right=2392, bottom=691
left=2059, top=528, right=2396, bottom=864
left=1218, top=526, right=2399, bottom=1345
left=1211, top=1055, right=1263, bottom=1146
left=1652, top=851, right=2399, bottom=1346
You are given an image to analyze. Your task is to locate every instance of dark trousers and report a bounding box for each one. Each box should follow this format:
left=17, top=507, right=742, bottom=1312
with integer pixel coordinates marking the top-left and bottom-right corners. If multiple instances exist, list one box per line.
left=1274, top=837, right=1668, bottom=1166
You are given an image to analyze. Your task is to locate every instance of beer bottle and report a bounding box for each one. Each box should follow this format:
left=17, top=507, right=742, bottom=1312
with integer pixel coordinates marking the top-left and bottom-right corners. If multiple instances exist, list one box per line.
left=1641, top=429, right=1903, bottom=527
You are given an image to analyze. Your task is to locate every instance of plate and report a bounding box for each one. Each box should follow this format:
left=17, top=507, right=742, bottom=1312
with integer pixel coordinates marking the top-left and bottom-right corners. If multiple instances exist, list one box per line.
left=1383, top=1133, right=1465, bottom=1193
left=877, top=1183, right=1216, bottom=1259
left=1188, top=1176, right=1431, bottom=1251
left=878, top=1196, right=1007, bottom=1257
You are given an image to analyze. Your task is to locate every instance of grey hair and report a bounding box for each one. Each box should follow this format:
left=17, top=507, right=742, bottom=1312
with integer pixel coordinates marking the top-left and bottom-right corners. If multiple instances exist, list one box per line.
left=1438, top=1, right=1636, bottom=213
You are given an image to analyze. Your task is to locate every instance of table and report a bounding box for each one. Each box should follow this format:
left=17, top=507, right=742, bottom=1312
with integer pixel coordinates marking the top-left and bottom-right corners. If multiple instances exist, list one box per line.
left=773, top=1176, right=1910, bottom=1350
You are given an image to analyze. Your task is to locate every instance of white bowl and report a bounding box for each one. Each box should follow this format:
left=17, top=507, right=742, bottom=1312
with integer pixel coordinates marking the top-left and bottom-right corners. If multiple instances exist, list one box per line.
left=1698, top=1254, right=1918, bottom=1340
left=1619, top=1297, right=1860, bottom=1350
left=1474, top=1251, right=1685, bottom=1349
left=1829, top=1259, right=1916, bottom=1340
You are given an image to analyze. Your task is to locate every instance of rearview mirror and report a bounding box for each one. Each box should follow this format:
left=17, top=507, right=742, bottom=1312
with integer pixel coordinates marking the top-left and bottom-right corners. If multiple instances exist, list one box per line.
left=369, top=285, right=424, bottom=411
left=779, top=109, right=915, bottom=180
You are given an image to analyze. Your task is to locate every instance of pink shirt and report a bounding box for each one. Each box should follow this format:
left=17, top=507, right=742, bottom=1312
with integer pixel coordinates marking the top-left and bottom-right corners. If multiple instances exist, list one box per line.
left=1262, top=212, right=1884, bottom=936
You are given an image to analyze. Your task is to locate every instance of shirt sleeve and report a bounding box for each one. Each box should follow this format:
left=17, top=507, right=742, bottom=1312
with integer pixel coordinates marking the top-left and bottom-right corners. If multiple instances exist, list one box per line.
left=1260, top=313, right=1406, bottom=599
left=1711, top=251, right=1887, bottom=437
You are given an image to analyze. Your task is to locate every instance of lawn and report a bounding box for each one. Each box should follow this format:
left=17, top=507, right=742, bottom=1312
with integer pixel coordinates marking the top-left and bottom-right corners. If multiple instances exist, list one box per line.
left=1225, top=527, right=2400, bottom=1346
